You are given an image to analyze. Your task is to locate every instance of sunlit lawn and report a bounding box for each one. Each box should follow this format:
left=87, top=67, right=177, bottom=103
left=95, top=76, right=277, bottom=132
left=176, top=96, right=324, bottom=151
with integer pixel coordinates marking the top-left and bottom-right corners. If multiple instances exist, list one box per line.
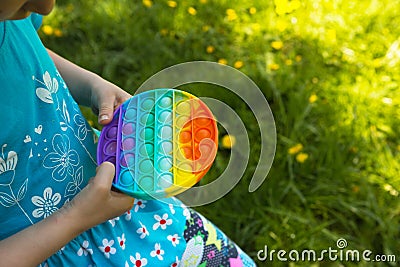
left=41, top=0, right=400, bottom=265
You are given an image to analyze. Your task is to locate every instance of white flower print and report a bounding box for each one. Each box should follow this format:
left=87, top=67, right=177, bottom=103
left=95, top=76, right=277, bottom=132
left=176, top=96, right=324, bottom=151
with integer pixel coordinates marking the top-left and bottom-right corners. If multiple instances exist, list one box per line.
left=31, top=187, right=61, bottom=218
left=0, top=144, right=18, bottom=186
left=153, top=213, right=172, bottom=231
left=0, top=144, right=32, bottom=223
left=125, top=210, right=132, bottom=221
left=171, top=256, right=180, bottom=267
left=118, top=234, right=126, bottom=250
left=136, top=221, right=149, bottom=239
left=130, top=252, right=148, bottom=267
left=108, top=216, right=120, bottom=227
left=74, top=113, right=90, bottom=140
left=99, top=238, right=116, bottom=259
left=64, top=166, right=84, bottom=198
left=35, top=71, right=59, bottom=104
left=133, top=199, right=147, bottom=212
left=77, top=240, right=93, bottom=256
left=43, top=134, right=79, bottom=182
left=60, top=99, right=71, bottom=132
left=167, top=234, right=180, bottom=247
left=181, top=204, right=191, bottom=220
left=150, top=243, right=164, bottom=260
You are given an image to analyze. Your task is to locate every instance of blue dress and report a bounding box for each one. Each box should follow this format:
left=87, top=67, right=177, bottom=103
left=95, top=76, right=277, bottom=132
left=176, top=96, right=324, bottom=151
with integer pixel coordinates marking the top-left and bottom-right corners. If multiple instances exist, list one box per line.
left=0, top=14, right=256, bottom=267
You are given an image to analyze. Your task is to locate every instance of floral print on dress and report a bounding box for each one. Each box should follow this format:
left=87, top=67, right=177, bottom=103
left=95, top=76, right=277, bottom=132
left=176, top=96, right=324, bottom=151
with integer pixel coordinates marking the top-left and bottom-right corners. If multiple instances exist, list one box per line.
left=136, top=221, right=150, bottom=239
left=153, top=213, right=173, bottom=230
left=43, top=134, right=79, bottom=182
left=35, top=71, right=59, bottom=104
left=118, top=234, right=126, bottom=250
left=99, top=238, right=116, bottom=259
left=77, top=240, right=93, bottom=257
left=167, top=234, right=180, bottom=247
left=129, top=252, right=148, bottom=267
left=150, top=243, right=165, bottom=260
left=0, top=144, right=32, bottom=224
left=31, top=187, right=61, bottom=219
left=133, top=199, right=147, bottom=212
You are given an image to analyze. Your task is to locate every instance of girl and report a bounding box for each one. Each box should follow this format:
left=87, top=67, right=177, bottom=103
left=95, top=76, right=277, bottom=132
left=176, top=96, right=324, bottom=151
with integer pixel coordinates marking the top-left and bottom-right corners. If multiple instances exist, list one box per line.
left=0, top=1, right=256, bottom=266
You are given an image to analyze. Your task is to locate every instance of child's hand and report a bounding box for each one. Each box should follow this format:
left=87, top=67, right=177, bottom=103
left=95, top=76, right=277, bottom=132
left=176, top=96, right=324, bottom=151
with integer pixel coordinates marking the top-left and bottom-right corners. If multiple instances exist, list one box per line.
left=63, top=162, right=134, bottom=232
left=46, top=49, right=131, bottom=125
left=90, top=79, right=131, bottom=125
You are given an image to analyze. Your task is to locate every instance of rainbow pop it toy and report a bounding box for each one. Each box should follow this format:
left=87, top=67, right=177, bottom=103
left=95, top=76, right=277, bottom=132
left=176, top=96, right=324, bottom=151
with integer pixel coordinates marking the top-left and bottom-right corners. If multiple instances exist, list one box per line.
left=97, top=89, right=218, bottom=199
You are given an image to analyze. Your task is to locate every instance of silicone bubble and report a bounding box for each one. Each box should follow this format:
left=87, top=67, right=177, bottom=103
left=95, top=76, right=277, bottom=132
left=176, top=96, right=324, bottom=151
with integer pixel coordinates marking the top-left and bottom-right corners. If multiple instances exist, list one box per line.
left=124, top=108, right=137, bottom=121
left=159, top=96, right=172, bottom=108
left=121, top=153, right=135, bottom=167
left=120, top=170, right=135, bottom=187
left=97, top=88, right=218, bottom=199
left=106, top=126, right=118, bottom=139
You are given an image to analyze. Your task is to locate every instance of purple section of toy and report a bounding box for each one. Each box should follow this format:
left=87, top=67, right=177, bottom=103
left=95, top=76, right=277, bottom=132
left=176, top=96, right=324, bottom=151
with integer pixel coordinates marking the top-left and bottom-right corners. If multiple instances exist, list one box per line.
left=97, top=108, right=121, bottom=167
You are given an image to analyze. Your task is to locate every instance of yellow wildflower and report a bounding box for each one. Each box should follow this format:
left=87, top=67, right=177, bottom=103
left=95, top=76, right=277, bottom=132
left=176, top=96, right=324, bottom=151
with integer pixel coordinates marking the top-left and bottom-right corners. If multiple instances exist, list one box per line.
left=42, top=25, right=54, bottom=36
left=249, top=7, right=257, bottom=15
left=309, top=94, right=318, bottom=103
left=160, top=29, right=169, bottom=36
left=271, top=40, right=283, bottom=50
left=288, top=143, right=303, bottom=155
left=167, top=1, right=177, bottom=8
left=234, top=61, right=244, bottom=69
left=188, top=7, right=197, bottom=15
left=296, top=153, right=308, bottom=163
left=285, top=59, right=293, bottom=66
left=326, top=29, right=336, bottom=43
left=206, top=45, right=215, bottom=54
left=251, top=23, right=261, bottom=32
left=200, top=0, right=207, bottom=3
left=202, top=25, right=210, bottom=32
left=143, top=0, right=153, bottom=8
left=221, top=134, right=236, bottom=149
left=372, top=58, right=382, bottom=68
left=218, top=58, right=228, bottom=65
left=295, top=55, right=302, bottom=62
left=226, top=9, right=238, bottom=21
left=275, top=0, right=301, bottom=15
left=54, top=29, right=63, bottom=37
left=268, top=63, right=280, bottom=71
left=276, top=18, right=288, bottom=32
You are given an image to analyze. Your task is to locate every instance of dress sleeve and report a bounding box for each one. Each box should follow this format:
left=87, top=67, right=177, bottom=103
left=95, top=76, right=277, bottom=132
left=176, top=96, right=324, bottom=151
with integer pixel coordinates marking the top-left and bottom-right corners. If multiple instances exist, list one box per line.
left=30, top=13, right=43, bottom=31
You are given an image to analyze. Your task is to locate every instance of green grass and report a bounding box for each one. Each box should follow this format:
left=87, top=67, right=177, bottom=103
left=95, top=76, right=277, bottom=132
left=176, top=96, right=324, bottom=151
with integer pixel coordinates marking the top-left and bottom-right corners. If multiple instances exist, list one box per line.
left=41, top=0, right=400, bottom=265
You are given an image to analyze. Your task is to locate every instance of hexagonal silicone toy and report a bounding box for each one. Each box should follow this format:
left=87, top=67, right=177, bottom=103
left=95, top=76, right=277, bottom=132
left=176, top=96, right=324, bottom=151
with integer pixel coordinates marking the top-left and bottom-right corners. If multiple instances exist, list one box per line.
left=97, top=88, right=218, bottom=199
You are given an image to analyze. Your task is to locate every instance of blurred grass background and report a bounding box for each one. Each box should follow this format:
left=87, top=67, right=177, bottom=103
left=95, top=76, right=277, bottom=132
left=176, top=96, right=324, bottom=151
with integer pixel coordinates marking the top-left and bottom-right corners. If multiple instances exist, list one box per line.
left=40, top=0, right=400, bottom=265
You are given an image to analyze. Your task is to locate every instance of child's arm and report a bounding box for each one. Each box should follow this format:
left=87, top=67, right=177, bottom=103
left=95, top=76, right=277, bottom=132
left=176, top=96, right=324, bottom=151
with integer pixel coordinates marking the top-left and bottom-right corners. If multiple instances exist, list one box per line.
left=46, top=49, right=131, bottom=125
left=0, top=162, right=134, bottom=267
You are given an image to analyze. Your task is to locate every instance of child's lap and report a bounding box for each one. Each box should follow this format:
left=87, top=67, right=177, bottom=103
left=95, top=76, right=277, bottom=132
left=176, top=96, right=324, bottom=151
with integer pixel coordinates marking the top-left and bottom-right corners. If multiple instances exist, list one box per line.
left=43, top=198, right=256, bottom=267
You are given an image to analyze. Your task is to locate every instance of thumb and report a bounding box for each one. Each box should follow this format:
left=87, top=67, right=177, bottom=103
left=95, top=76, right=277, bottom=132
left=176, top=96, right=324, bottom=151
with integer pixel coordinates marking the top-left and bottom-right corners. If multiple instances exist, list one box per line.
left=94, top=162, right=116, bottom=189
left=98, top=101, right=115, bottom=125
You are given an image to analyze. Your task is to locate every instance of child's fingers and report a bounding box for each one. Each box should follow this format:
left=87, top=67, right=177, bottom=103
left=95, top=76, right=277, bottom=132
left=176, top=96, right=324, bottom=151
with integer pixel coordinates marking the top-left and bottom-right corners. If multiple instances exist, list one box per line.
left=98, top=100, right=115, bottom=125
left=94, top=162, right=116, bottom=189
